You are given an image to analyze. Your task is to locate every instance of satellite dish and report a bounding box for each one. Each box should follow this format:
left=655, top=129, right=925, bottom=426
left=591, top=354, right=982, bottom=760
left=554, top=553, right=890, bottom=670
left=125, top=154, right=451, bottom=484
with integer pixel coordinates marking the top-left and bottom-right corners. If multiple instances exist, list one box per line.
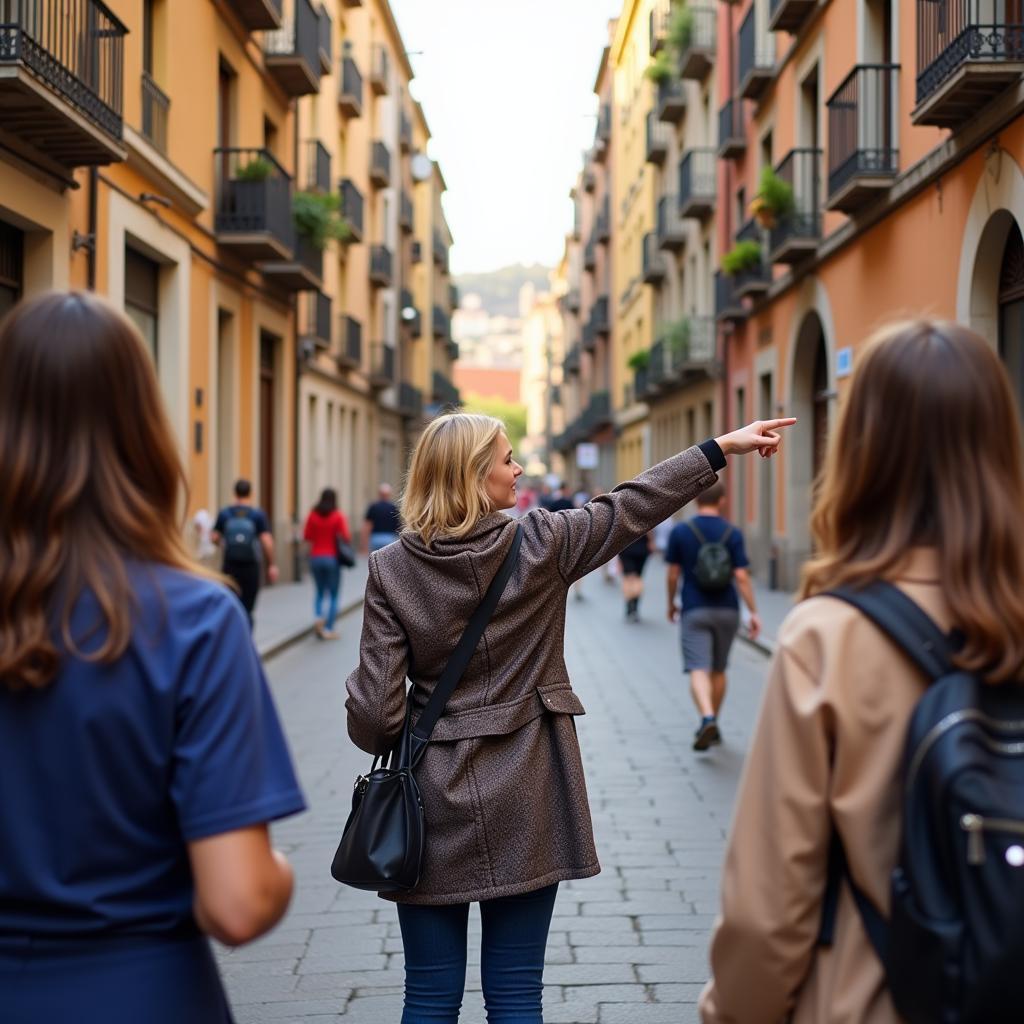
left=410, top=152, right=433, bottom=182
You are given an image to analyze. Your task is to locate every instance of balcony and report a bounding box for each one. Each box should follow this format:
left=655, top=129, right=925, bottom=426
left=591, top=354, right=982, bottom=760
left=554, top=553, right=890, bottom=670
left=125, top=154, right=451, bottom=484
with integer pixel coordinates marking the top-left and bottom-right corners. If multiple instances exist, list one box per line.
left=657, top=194, right=687, bottom=252
left=826, top=64, right=900, bottom=214
left=339, top=178, right=364, bottom=241
left=433, top=229, right=449, bottom=268
left=369, top=342, right=395, bottom=387
left=912, top=0, right=1024, bottom=128
left=369, top=244, right=393, bottom=287
left=643, top=231, right=666, bottom=284
left=582, top=167, right=596, bottom=193
left=582, top=321, right=597, bottom=352
left=596, top=203, right=611, bottom=243
left=657, top=77, right=687, bottom=124
left=591, top=295, right=610, bottom=337
left=594, top=103, right=612, bottom=163
left=370, top=43, right=389, bottom=95
left=0, top=0, right=127, bottom=172
left=411, top=240, right=423, bottom=264
left=732, top=219, right=771, bottom=300
left=739, top=6, right=775, bottom=101
left=449, top=283, right=459, bottom=309
left=563, top=289, right=581, bottom=314
left=402, top=292, right=422, bottom=336
left=583, top=240, right=597, bottom=271
left=263, top=0, right=321, bottom=97
left=225, top=0, right=282, bottom=30
left=646, top=111, right=670, bottom=165
left=678, top=149, right=716, bottom=220
left=718, top=99, right=746, bottom=160
left=398, top=382, right=423, bottom=420
left=141, top=73, right=169, bottom=155
left=715, top=271, right=746, bottom=322
left=317, top=4, right=332, bottom=75
left=400, top=191, right=414, bottom=234
left=582, top=391, right=613, bottom=434
left=433, top=371, right=462, bottom=409
left=432, top=304, right=450, bottom=339
left=400, top=111, right=412, bottom=153
left=564, top=343, right=581, bottom=376
left=370, top=140, right=391, bottom=188
left=768, top=148, right=823, bottom=265
left=304, top=139, right=330, bottom=191
left=300, top=290, right=331, bottom=349
left=447, top=339, right=459, bottom=361
left=337, top=315, right=362, bottom=369
left=261, top=230, right=323, bottom=291
left=678, top=7, right=716, bottom=80
left=649, top=3, right=669, bottom=54
left=769, top=0, right=817, bottom=34
left=338, top=55, right=363, bottom=118
left=650, top=318, right=717, bottom=393
left=214, top=148, right=293, bottom=261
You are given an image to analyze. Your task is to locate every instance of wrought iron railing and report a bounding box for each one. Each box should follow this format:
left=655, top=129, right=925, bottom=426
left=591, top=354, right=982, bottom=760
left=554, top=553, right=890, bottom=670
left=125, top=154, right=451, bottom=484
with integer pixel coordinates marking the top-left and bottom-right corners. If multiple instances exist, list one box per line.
left=0, top=0, right=127, bottom=139
left=432, top=304, right=450, bottom=338
left=214, top=147, right=292, bottom=248
left=678, top=149, right=716, bottom=210
left=827, top=64, right=899, bottom=198
left=305, top=139, right=330, bottom=191
left=433, top=370, right=461, bottom=408
left=264, top=0, right=320, bottom=76
left=400, top=190, right=414, bottom=232
left=339, top=178, right=363, bottom=238
left=317, top=3, right=331, bottom=73
left=591, top=295, right=610, bottom=334
left=646, top=111, right=670, bottom=162
left=649, top=2, right=669, bottom=54
left=718, top=98, right=744, bottom=149
left=341, top=314, right=362, bottom=365
left=399, top=382, right=423, bottom=419
left=371, top=41, right=389, bottom=90
left=715, top=271, right=744, bottom=319
left=301, top=290, right=331, bottom=346
left=769, top=148, right=823, bottom=254
left=340, top=54, right=362, bottom=110
left=371, top=140, right=390, bottom=183
left=643, top=231, right=664, bottom=280
left=141, top=71, right=169, bottom=153
left=370, top=244, right=392, bottom=283
left=679, top=6, right=716, bottom=58
left=371, top=341, right=395, bottom=382
left=739, top=5, right=774, bottom=85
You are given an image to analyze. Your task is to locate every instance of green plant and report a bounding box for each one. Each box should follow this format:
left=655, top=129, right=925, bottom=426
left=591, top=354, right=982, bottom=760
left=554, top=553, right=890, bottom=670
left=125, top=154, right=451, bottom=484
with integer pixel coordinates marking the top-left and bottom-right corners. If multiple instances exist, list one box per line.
left=756, top=166, right=795, bottom=217
left=645, top=50, right=674, bottom=84
left=668, top=5, right=694, bottom=51
left=666, top=317, right=692, bottom=357
left=292, top=191, right=354, bottom=251
left=627, top=348, right=651, bottom=372
left=721, top=239, right=762, bottom=276
left=235, top=157, right=273, bottom=182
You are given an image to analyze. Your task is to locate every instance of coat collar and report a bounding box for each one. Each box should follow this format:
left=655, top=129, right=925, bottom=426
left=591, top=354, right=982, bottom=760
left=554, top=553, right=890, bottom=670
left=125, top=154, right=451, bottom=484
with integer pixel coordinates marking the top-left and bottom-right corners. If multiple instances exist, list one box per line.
left=400, top=512, right=516, bottom=558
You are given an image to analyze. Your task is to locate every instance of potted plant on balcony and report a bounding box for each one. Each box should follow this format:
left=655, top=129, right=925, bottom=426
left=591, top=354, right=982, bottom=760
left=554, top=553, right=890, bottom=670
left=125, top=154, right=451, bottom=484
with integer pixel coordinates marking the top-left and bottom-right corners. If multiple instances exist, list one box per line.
left=645, top=50, right=674, bottom=84
left=235, top=157, right=273, bottom=182
left=627, top=348, right=651, bottom=372
left=668, top=5, right=694, bottom=52
left=666, top=317, right=692, bottom=362
left=721, top=239, right=763, bottom=276
left=292, top=191, right=354, bottom=251
left=749, top=166, right=795, bottom=229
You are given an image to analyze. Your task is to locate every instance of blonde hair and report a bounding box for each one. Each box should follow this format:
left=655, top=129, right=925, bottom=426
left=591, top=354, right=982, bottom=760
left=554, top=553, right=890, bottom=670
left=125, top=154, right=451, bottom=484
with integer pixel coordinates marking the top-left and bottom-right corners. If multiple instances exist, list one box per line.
left=401, top=413, right=505, bottom=545
left=801, top=319, right=1024, bottom=684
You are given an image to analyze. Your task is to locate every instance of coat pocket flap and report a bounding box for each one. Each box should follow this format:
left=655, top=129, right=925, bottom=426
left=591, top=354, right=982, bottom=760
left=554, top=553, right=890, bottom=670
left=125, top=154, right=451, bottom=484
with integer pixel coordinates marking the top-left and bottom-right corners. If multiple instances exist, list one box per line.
left=535, top=684, right=586, bottom=716
left=427, top=691, right=545, bottom=742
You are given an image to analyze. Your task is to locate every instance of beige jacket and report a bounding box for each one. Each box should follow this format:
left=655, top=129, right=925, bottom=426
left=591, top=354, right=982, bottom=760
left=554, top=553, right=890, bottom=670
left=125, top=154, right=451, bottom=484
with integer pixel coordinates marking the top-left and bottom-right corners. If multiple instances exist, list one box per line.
left=700, top=550, right=950, bottom=1023
left=346, top=444, right=722, bottom=905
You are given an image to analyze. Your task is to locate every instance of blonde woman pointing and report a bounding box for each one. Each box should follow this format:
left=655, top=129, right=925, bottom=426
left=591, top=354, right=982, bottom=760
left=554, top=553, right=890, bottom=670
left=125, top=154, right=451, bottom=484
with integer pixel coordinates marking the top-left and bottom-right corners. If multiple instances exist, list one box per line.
left=346, top=413, right=793, bottom=1024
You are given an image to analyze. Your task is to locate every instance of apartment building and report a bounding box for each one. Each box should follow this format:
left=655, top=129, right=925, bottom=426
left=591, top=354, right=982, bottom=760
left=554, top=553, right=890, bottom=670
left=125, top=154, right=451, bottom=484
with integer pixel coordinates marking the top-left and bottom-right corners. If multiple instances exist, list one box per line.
left=0, top=0, right=456, bottom=569
left=714, top=0, right=1024, bottom=588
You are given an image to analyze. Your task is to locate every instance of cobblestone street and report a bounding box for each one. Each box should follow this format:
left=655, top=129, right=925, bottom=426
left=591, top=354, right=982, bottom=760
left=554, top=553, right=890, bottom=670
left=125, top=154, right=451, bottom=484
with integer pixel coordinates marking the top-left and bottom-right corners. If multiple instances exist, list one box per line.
left=217, top=557, right=773, bottom=1023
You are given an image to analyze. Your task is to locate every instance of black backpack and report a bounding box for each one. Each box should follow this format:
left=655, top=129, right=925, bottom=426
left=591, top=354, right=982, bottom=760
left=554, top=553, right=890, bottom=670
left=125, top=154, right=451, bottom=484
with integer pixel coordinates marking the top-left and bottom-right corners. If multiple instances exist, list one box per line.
left=820, top=582, right=1024, bottom=1024
left=686, top=520, right=734, bottom=592
left=223, top=508, right=258, bottom=564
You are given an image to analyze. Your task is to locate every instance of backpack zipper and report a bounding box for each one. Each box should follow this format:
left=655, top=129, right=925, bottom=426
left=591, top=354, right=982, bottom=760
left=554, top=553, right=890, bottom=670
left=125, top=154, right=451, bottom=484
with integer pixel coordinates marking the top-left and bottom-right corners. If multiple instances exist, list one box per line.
left=960, top=813, right=1024, bottom=865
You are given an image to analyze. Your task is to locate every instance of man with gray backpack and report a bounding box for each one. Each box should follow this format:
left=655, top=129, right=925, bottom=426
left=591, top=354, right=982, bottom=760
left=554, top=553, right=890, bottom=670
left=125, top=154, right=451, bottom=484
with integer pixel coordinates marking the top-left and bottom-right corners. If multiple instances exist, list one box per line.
left=666, top=481, right=760, bottom=750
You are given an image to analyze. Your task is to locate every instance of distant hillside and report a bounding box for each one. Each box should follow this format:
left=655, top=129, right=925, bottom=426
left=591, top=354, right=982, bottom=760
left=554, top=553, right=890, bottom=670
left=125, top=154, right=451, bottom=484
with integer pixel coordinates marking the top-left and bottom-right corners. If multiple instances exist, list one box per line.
left=454, top=263, right=552, bottom=318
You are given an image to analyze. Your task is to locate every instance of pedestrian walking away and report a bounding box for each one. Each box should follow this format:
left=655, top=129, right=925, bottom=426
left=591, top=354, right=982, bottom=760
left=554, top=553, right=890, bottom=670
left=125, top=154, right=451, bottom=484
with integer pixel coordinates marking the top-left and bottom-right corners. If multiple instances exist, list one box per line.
left=212, top=478, right=278, bottom=630
left=618, top=531, right=653, bottom=621
left=345, top=410, right=794, bottom=1024
left=666, top=480, right=760, bottom=751
left=0, top=292, right=304, bottom=1024
left=700, top=320, right=1024, bottom=1024
left=304, top=487, right=352, bottom=640
left=363, top=483, right=402, bottom=554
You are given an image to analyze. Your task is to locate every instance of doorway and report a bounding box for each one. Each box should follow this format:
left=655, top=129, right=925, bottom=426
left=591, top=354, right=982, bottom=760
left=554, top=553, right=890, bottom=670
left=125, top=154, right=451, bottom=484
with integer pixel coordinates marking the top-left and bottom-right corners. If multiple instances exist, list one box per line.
left=216, top=309, right=236, bottom=506
left=259, top=331, right=278, bottom=526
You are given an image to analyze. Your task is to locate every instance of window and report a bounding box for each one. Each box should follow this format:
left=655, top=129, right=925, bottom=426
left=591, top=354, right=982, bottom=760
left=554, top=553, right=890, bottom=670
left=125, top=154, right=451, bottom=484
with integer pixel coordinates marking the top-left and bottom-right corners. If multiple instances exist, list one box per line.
left=263, top=116, right=278, bottom=157
left=0, top=221, right=23, bottom=320
left=124, top=247, right=159, bottom=363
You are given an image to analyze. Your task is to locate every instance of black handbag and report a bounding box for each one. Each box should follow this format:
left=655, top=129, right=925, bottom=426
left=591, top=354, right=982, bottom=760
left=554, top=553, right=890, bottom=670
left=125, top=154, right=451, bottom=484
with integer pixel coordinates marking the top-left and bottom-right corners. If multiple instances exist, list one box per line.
left=336, top=535, right=356, bottom=568
left=331, top=523, right=523, bottom=892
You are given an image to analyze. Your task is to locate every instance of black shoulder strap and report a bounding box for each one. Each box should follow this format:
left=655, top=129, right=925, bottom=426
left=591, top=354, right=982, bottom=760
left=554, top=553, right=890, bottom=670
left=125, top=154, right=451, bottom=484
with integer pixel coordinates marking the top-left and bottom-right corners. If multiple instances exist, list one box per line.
left=819, top=831, right=890, bottom=965
left=825, top=582, right=953, bottom=682
left=410, top=524, right=523, bottom=746
left=686, top=520, right=707, bottom=545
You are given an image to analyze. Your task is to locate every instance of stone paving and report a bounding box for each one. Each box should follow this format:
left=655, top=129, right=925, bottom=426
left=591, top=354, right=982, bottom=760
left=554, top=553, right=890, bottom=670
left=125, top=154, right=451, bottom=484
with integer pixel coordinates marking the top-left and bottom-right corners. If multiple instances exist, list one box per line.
left=217, top=556, right=772, bottom=1023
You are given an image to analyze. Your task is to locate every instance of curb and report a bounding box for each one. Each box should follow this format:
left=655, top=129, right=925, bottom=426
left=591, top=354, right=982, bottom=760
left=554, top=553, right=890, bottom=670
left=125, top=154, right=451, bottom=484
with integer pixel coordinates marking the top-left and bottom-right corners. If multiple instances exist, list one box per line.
left=258, top=595, right=365, bottom=662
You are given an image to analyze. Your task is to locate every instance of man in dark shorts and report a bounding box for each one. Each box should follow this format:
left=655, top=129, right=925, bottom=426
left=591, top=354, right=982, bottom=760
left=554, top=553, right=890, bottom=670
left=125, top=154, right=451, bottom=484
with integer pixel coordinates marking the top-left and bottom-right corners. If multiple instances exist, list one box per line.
left=362, top=483, right=401, bottom=554
left=665, top=481, right=760, bottom=751
left=212, top=479, right=277, bottom=630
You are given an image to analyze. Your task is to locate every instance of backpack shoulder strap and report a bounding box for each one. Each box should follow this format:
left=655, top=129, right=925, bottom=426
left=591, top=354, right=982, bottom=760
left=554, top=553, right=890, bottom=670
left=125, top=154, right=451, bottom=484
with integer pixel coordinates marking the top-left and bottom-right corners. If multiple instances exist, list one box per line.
left=719, top=524, right=733, bottom=544
left=410, top=524, right=524, bottom=752
left=686, top=520, right=707, bottom=545
left=819, top=830, right=889, bottom=966
left=825, top=582, right=953, bottom=682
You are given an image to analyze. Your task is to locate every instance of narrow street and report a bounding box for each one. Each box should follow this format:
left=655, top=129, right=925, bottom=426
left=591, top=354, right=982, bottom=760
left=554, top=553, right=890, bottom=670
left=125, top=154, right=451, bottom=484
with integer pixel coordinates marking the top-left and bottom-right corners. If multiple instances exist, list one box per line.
left=216, top=556, right=773, bottom=1023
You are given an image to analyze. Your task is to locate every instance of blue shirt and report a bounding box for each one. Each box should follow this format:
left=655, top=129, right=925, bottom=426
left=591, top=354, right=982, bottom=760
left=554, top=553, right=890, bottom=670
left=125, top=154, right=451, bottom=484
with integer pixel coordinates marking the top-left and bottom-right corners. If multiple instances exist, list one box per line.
left=665, top=515, right=750, bottom=612
left=0, top=563, right=305, bottom=944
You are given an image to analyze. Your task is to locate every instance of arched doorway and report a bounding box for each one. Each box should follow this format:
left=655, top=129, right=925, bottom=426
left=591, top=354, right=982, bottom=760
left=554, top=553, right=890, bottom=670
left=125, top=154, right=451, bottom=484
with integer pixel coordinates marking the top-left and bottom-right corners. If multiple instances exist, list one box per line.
left=999, top=222, right=1024, bottom=411
left=786, top=311, right=830, bottom=585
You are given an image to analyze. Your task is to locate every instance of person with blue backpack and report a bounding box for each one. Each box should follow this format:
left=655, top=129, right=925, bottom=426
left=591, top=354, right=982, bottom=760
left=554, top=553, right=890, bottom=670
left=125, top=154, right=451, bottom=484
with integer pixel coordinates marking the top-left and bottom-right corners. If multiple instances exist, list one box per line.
left=665, top=480, right=760, bottom=751
left=700, top=319, right=1024, bottom=1024
left=212, top=479, right=278, bottom=629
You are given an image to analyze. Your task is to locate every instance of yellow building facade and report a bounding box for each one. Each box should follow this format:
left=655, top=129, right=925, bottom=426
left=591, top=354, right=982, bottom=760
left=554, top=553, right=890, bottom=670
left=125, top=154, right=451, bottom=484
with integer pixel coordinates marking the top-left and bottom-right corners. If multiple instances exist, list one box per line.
left=0, top=0, right=456, bottom=572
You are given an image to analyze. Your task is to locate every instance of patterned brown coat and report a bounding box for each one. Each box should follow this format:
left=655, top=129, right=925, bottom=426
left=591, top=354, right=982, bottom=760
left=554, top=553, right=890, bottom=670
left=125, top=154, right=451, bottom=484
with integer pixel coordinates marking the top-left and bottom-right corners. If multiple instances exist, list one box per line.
left=345, top=443, right=723, bottom=904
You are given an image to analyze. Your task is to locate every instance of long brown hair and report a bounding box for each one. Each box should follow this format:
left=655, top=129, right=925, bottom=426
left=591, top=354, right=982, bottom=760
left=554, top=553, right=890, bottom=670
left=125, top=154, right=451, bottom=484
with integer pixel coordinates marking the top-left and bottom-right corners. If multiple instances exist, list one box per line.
left=801, top=319, right=1024, bottom=683
left=0, top=291, right=208, bottom=691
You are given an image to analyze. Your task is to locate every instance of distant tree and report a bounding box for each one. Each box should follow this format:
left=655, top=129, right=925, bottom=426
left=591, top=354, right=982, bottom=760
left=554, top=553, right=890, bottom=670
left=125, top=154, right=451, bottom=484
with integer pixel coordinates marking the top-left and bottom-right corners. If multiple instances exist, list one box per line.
left=462, top=393, right=528, bottom=453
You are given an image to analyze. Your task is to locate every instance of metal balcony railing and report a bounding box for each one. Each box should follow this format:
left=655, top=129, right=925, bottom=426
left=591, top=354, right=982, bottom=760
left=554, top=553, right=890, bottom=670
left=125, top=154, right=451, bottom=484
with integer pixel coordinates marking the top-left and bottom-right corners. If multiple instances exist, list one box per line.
left=449, top=283, right=459, bottom=309
left=398, top=382, right=423, bottom=420
left=370, top=140, right=391, bottom=186
left=715, top=271, right=746, bottom=322
left=433, top=370, right=461, bottom=408
left=370, top=342, right=395, bottom=384
left=739, top=5, right=774, bottom=99
left=369, top=244, right=393, bottom=286
left=304, top=139, right=330, bottom=192
left=141, top=71, right=169, bottom=154
left=432, top=229, right=447, bottom=266
left=400, top=110, right=412, bottom=152
left=643, top=231, right=665, bottom=284
left=768, top=0, right=816, bottom=34
left=583, top=240, right=597, bottom=270
left=646, top=110, right=671, bottom=164
left=339, top=55, right=363, bottom=116
left=649, top=2, right=669, bottom=54
left=732, top=218, right=771, bottom=297
left=317, top=3, right=332, bottom=75
left=301, top=290, right=331, bottom=348
left=718, top=98, right=745, bottom=159
left=677, top=6, right=716, bottom=79
left=432, top=304, right=450, bottom=338
left=263, top=0, right=321, bottom=96
left=582, top=390, right=612, bottom=433
left=339, top=178, right=363, bottom=240
left=0, top=0, right=127, bottom=142
left=400, top=190, right=414, bottom=233
left=564, top=343, right=581, bottom=376
left=370, top=42, right=389, bottom=94
left=338, top=314, right=362, bottom=368
left=657, top=194, right=686, bottom=250
left=768, top=148, right=823, bottom=261
left=591, top=295, right=610, bottom=335
left=657, top=76, right=687, bottom=123
left=678, top=148, right=716, bottom=218
left=827, top=64, right=899, bottom=206
left=224, top=0, right=282, bottom=31
left=214, top=147, right=292, bottom=252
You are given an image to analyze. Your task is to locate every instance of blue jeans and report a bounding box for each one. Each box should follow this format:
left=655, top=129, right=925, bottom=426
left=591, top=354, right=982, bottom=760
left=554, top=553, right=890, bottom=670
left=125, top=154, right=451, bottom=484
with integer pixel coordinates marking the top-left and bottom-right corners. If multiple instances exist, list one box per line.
left=309, top=555, right=341, bottom=630
left=397, top=883, right=558, bottom=1023
left=369, top=531, right=399, bottom=553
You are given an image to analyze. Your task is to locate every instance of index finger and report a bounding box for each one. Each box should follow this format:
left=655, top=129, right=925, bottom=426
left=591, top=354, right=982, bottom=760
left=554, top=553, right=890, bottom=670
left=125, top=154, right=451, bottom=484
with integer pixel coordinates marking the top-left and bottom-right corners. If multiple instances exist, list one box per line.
left=762, top=417, right=797, bottom=431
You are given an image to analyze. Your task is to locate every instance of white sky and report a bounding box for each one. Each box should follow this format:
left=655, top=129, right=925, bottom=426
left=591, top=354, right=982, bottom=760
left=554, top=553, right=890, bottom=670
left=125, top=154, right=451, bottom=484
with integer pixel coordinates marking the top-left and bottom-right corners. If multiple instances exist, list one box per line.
left=390, top=0, right=621, bottom=276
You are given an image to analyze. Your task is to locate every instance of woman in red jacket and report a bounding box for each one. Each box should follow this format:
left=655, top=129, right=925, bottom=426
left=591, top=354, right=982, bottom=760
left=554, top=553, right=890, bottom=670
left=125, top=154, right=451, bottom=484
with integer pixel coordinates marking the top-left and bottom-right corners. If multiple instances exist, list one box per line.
left=303, top=488, right=351, bottom=639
